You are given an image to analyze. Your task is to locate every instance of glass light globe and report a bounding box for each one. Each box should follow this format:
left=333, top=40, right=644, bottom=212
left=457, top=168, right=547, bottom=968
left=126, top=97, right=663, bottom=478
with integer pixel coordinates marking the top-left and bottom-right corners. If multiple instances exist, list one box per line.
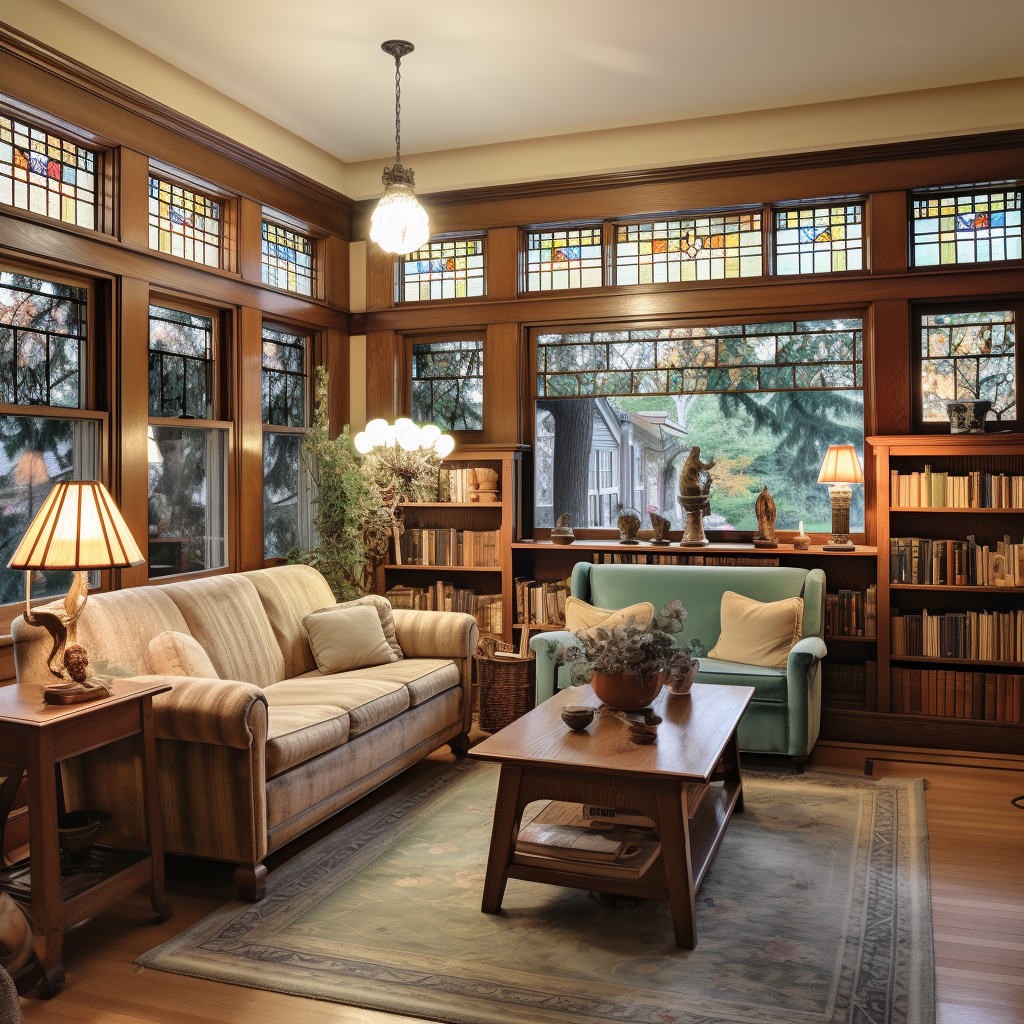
left=394, top=417, right=414, bottom=431
left=433, top=434, right=456, bottom=458
left=353, top=431, right=373, bottom=454
left=369, top=185, right=429, bottom=255
left=397, top=423, right=421, bottom=451
left=365, top=418, right=389, bottom=445
left=418, top=424, right=441, bottom=449
left=384, top=424, right=399, bottom=447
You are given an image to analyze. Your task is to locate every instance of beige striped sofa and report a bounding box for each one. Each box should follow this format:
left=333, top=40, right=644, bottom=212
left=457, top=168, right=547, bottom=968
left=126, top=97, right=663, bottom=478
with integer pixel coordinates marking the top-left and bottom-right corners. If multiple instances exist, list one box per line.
left=11, top=565, right=477, bottom=901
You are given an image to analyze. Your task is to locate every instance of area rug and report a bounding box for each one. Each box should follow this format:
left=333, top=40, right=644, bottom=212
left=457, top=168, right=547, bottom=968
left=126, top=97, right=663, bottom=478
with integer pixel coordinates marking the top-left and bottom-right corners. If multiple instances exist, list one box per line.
left=139, top=762, right=935, bottom=1024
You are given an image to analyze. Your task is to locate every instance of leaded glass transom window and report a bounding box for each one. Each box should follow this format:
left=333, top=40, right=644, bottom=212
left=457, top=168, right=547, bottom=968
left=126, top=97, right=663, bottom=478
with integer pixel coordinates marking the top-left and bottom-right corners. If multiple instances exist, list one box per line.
left=400, top=237, right=485, bottom=301
left=774, top=205, right=864, bottom=275
left=911, top=187, right=1022, bottom=266
left=148, top=177, right=221, bottom=267
left=524, top=226, right=603, bottom=291
left=920, top=310, right=1015, bottom=422
left=615, top=212, right=762, bottom=284
left=0, top=272, right=86, bottom=408
left=411, top=339, right=484, bottom=430
left=537, top=319, right=863, bottom=398
left=262, top=221, right=316, bottom=296
left=148, top=305, right=213, bottom=419
left=262, top=327, right=306, bottom=427
left=0, top=115, right=97, bottom=229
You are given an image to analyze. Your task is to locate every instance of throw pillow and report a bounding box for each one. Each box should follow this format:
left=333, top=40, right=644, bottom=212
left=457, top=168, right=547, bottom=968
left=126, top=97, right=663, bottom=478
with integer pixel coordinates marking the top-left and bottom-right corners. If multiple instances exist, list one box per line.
left=303, top=604, right=399, bottom=674
left=564, top=597, right=655, bottom=636
left=149, top=631, right=220, bottom=678
left=708, top=591, right=804, bottom=669
left=309, top=595, right=403, bottom=660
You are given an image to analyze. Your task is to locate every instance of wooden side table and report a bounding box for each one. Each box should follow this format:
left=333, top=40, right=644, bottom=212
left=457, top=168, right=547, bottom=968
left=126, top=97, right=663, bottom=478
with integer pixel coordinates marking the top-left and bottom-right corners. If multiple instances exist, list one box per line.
left=0, top=679, right=171, bottom=996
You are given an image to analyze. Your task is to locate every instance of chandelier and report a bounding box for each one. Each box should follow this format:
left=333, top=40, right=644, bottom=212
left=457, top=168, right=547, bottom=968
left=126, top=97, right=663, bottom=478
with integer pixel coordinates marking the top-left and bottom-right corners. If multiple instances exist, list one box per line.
left=369, top=40, right=429, bottom=255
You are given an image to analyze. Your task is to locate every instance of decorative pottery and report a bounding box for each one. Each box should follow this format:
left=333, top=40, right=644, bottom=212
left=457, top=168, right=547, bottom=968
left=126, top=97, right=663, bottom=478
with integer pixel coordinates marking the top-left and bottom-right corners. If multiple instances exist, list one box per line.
left=58, top=809, right=112, bottom=863
left=667, top=659, right=699, bottom=696
left=649, top=512, right=672, bottom=545
left=947, top=400, right=991, bottom=434
left=590, top=669, right=665, bottom=711
left=550, top=512, right=575, bottom=545
left=616, top=506, right=642, bottom=545
left=560, top=705, right=595, bottom=731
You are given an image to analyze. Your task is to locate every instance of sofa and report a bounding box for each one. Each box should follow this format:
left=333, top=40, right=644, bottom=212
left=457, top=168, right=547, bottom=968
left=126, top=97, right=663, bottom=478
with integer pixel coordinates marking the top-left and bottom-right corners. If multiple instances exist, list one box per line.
left=11, top=564, right=478, bottom=901
left=531, top=562, right=827, bottom=767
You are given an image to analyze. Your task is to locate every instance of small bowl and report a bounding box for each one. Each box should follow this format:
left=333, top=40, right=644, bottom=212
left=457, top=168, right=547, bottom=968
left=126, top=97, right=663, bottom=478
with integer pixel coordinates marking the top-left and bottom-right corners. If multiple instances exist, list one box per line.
left=561, top=705, right=595, bottom=731
left=58, top=809, right=112, bottom=863
left=550, top=534, right=575, bottom=545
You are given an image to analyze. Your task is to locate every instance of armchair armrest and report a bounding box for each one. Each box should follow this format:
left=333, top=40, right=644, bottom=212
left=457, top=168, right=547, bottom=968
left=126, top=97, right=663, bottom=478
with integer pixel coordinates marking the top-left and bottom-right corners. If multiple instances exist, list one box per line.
left=787, top=636, right=828, bottom=678
left=135, top=675, right=268, bottom=749
left=785, top=637, right=827, bottom=759
left=530, top=630, right=581, bottom=704
left=391, top=610, right=479, bottom=660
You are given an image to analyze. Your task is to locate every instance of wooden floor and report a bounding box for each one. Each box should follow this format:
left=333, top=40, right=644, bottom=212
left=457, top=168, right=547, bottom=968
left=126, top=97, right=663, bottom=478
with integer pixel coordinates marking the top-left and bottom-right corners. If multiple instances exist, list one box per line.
left=15, top=739, right=1024, bottom=1024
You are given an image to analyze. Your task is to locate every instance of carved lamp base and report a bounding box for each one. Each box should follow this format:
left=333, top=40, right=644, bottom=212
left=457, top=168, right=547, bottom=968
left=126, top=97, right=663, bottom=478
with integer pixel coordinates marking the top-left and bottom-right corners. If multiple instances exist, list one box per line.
left=824, top=483, right=856, bottom=550
left=678, top=495, right=710, bottom=547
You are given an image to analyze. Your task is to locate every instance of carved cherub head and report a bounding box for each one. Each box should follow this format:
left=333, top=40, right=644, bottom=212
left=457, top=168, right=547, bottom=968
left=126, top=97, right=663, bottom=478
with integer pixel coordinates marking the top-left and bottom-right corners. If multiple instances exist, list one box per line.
left=64, top=644, right=89, bottom=683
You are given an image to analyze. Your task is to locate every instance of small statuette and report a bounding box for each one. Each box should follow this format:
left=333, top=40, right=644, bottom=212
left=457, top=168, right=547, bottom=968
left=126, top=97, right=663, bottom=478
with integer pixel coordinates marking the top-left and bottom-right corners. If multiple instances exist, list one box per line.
left=649, top=512, right=672, bottom=545
left=617, top=505, right=642, bottom=545
left=678, top=446, right=715, bottom=547
left=752, top=485, right=778, bottom=548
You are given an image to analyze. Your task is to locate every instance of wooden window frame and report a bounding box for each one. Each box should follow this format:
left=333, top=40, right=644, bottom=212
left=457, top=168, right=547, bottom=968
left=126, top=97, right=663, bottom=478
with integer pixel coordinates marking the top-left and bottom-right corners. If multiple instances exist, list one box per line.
left=260, top=210, right=322, bottom=300
left=402, top=329, right=486, bottom=438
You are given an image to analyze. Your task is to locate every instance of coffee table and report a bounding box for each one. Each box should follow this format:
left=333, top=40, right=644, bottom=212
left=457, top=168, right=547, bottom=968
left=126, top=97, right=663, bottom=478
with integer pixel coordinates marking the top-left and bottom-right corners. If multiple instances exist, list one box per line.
left=469, top=681, right=754, bottom=949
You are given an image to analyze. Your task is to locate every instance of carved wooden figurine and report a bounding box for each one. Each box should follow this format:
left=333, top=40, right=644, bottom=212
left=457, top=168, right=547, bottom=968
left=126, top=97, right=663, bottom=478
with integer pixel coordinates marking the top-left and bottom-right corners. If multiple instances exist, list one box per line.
left=649, top=512, right=672, bottom=545
left=678, top=447, right=715, bottom=547
left=753, top=485, right=778, bottom=548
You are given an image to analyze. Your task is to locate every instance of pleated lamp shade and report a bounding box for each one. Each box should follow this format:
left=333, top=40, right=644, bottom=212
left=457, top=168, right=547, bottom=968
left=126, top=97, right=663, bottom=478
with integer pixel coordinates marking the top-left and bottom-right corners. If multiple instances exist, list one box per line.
left=817, top=445, right=864, bottom=484
left=8, top=481, right=145, bottom=570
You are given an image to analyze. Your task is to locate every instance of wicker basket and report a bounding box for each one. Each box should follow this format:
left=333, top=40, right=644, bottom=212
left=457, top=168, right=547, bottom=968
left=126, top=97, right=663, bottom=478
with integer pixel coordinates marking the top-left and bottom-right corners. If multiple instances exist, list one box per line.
left=475, top=634, right=536, bottom=733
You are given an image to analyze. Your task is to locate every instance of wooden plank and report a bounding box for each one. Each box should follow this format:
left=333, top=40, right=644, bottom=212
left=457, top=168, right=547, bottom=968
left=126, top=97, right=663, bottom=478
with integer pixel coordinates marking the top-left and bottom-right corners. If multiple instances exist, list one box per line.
left=236, top=307, right=264, bottom=571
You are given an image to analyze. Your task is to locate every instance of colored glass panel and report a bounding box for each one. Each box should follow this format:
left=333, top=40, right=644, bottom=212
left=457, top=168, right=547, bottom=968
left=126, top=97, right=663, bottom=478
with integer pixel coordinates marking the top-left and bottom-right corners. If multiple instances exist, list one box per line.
left=411, top=339, right=483, bottom=430
left=0, top=115, right=97, bottom=229
left=262, top=221, right=316, bottom=296
left=148, top=177, right=221, bottom=267
left=774, top=205, right=864, bottom=275
left=525, top=226, right=603, bottom=291
left=401, top=237, right=485, bottom=301
left=912, top=187, right=1022, bottom=266
left=262, top=327, right=306, bottom=427
left=920, top=310, right=1015, bottom=421
left=615, top=212, right=762, bottom=284
left=148, top=305, right=213, bottom=419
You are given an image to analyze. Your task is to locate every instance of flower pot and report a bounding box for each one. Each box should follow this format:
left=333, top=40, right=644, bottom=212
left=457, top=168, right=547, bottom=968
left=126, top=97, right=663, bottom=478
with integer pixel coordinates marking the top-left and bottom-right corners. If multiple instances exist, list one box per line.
left=668, top=659, right=699, bottom=697
left=590, top=670, right=665, bottom=711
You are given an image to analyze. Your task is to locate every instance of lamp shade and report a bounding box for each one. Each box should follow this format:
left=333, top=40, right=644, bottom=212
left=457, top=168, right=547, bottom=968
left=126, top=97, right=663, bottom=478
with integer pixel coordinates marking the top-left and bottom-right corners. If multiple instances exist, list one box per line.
left=817, top=445, right=864, bottom=484
left=8, top=481, right=145, bottom=571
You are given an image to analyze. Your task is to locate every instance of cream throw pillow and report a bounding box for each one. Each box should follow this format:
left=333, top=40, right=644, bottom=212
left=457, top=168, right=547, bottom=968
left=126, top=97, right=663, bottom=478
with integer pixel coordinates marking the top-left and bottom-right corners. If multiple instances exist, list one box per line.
left=303, top=605, right=399, bottom=674
left=708, top=592, right=804, bottom=669
left=564, top=597, right=655, bottom=637
left=149, top=631, right=219, bottom=678
left=310, top=595, right=403, bottom=660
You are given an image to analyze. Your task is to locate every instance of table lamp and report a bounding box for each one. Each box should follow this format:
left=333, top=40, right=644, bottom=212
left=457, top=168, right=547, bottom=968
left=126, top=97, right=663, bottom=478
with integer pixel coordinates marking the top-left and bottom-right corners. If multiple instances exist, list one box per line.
left=817, top=445, right=863, bottom=551
left=8, top=480, right=145, bottom=704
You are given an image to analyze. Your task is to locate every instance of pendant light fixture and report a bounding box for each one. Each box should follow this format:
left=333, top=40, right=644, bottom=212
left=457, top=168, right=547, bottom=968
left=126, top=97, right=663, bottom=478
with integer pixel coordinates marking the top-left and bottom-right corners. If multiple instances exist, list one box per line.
left=370, top=40, right=429, bottom=255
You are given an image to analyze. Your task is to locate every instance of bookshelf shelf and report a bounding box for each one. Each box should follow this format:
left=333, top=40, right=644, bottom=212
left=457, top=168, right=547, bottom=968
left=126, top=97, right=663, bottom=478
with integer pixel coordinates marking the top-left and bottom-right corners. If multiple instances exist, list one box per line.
left=891, top=654, right=1023, bottom=669
left=512, top=541, right=877, bottom=556
left=825, top=635, right=877, bottom=643
left=889, top=583, right=1023, bottom=593
left=386, top=564, right=504, bottom=572
left=890, top=506, right=1023, bottom=513
left=398, top=501, right=498, bottom=508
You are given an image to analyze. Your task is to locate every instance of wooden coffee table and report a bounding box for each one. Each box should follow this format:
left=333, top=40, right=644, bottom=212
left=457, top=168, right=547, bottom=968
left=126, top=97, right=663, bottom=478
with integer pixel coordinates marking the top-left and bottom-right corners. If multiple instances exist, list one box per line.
left=469, top=681, right=754, bottom=949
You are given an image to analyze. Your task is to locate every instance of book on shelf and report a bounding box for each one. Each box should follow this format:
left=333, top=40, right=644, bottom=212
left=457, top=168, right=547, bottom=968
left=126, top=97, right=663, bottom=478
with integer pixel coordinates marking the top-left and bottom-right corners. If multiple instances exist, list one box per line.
left=589, top=552, right=781, bottom=567
left=889, top=535, right=1024, bottom=588
left=890, top=466, right=1024, bottom=509
left=825, top=585, right=876, bottom=637
left=889, top=667, right=1023, bottom=722
left=398, top=528, right=500, bottom=567
left=386, top=583, right=502, bottom=634
left=890, top=608, right=1024, bottom=662
left=823, top=660, right=878, bottom=711
left=439, top=465, right=500, bottom=503
left=514, top=576, right=571, bottom=626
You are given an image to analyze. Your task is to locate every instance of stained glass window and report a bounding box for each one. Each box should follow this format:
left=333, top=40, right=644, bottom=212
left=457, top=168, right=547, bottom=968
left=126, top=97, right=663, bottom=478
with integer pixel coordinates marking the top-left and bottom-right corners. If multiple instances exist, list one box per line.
left=400, top=237, right=485, bottom=301
left=0, top=114, right=97, bottom=229
left=536, top=319, right=863, bottom=398
left=615, top=212, right=762, bottom=284
left=148, top=305, right=213, bottom=419
left=0, top=271, right=86, bottom=408
left=262, top=221, right=316, bottom=296
left=920, top=310, right=1015, bottom=422
left=411, top=339, right=484, bottom=430
left=148, top=177, right=221, bottom=267
left=911, top=187, right=1022, bottom=266
left=524, top=226, right=603, bottom=291
left=774, top=205, right=864, bottom=275
left=262, top=327, right=306, bottom=427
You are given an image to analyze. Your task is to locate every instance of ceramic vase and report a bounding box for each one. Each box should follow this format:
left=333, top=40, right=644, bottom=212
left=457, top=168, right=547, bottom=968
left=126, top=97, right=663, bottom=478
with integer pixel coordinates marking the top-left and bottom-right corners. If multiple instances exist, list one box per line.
left=590, top=669, right=665, bottom=711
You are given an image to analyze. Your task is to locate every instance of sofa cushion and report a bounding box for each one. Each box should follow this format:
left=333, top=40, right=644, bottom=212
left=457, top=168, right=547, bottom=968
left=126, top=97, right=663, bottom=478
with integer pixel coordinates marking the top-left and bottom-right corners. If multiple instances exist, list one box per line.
left=321, top=595, right=404, bottom=660
left=709, top=591, right=803, bottom=669
left=159, top=574, right=286, bottom=688
left=244, top=564, right=336, bottom=677
left=265, top=705, right=350, bottom=777
left=303, top=605, right=399, bottom=674
left=564, top=597, right=654, bottom=635
left=331, top=658, right=460, bottom=706
left=696, top=657, right=788, bottom=703
left=149, top=631, right=219, bottom=678
left=265, top=676, right=411, bottom=737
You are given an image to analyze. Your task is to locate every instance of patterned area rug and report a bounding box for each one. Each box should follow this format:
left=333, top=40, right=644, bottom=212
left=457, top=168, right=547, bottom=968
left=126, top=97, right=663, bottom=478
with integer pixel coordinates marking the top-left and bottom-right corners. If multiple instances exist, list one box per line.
left=139, top=762, right=935, bottom=1024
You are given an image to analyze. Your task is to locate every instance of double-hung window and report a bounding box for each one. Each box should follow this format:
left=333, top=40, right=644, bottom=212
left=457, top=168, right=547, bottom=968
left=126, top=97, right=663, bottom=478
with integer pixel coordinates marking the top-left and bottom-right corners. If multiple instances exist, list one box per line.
left=410, top=336, right=484, bottom=431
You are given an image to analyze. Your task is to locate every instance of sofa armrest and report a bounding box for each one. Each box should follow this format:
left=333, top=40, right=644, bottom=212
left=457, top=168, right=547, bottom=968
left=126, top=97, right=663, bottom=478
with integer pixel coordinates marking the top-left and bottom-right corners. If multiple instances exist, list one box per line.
left=787, top=636, right=827, bottom=679
left=391, top=609, right=479, bottom=660
left=785, top=637, right=827, bottom=758
left=135, top=675, right=268, bottom=749
left=530, top=630, right=581, bottom=704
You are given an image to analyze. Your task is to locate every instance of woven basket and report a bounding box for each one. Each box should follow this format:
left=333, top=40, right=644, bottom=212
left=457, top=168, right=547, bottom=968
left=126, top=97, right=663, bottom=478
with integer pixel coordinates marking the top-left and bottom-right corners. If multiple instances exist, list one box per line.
left=475, top=634, right=536, bottom=733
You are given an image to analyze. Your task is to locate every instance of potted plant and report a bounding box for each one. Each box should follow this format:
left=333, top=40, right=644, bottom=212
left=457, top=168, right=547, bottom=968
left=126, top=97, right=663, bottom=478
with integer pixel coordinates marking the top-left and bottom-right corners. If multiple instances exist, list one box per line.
left=543, top=600, right=700, bottom=711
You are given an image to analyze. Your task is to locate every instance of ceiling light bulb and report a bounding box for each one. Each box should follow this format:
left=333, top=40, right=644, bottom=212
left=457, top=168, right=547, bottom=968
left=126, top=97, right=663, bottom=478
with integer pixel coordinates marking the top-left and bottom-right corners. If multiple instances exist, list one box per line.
left=365, top=418, right=389, bottom=445
left=433, top=434, right=456, bottom=458
left=370, top=185, right=430, bottom=256
left=397, top=424, right=421, bottom=451
left=418, top=424, right=441, bottom=448
left=353, top=431, right=373, bottom=454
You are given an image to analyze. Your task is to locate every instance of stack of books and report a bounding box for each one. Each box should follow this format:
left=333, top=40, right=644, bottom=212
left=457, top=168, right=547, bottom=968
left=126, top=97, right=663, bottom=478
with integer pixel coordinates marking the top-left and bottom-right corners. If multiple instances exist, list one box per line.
left=889, top=667, right=1023, bottom=721
left=890, top=608, right=1024, bottom=662
left=589, top=553, right=781, bottom=566
left=890, top=467, right=1024, bottom=508
left=386, top=583, right=502, bottom=634
left=514, top=577, right=570, bottom=626
left=825, top=585, right=877, bottom=637
left=397, top=528, right=499, bottom=567
left=889, top=535, right=1024, bottom=587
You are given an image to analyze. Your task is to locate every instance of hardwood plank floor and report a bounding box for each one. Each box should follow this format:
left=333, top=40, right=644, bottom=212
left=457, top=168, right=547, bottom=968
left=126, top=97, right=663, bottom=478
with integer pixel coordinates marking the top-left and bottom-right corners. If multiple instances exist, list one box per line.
left=15, top=739, right=1024, bottom=1024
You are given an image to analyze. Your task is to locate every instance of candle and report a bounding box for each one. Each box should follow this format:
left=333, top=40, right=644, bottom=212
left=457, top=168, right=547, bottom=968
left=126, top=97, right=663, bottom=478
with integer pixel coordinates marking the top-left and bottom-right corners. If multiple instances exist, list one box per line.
left=798, top=521, right=804, bottom=533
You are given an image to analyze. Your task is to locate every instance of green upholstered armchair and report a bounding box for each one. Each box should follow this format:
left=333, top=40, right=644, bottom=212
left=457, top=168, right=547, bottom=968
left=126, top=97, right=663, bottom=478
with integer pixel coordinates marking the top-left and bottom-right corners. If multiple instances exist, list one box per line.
left=530, top=562, right=827, bottom=769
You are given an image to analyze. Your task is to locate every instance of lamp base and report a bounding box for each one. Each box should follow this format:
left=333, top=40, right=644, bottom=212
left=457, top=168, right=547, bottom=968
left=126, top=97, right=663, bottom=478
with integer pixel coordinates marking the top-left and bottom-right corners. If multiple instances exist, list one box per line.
left=42, top=676, right=113, bottom=705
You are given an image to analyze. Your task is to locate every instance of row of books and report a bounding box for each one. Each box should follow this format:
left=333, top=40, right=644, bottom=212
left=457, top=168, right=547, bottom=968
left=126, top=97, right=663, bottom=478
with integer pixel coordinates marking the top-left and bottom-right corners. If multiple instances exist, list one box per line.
left=439, top=465, right=500, bottom=503
left=889, top=535, right=1024, bottom=588
left=386, top=583, right=503, bottom=634
left=890, top=468, right=1024, bottom=509
left=590, top=553, right=781, bottom=566
left=822, top=661, right=878, bottom=710
left=514, top=576, right=570, bottom=626
left=395, top=528, right=500, bottom=567
left=889, top=668, right=1023, bottom=721
left=890, top=608, right=1024, bottom=663
left=825, top=586, right=877, bottom=637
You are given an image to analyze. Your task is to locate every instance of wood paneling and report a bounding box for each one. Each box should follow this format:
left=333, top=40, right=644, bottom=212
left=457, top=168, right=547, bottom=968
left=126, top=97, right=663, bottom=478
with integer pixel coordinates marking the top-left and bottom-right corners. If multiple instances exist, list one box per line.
left=365, top=245, right=395, bottom=311
left=237, top=198, right=263, bottom=285
left=870, top=300, right=912, bottom=436
left=869, top=191, right=909, bottom=275
left=324, top=235, right=349, bottom=311
left=117, top=149, right=150, bottom=249
left=365, top=331, right=399, bottom=420
left=484, top=322, right=520, bottom=443
left=237, top=307, right=264, bottom=571
left=326, top=329, right=351, bottom=439
left=486, top=227, right=519, bottom=301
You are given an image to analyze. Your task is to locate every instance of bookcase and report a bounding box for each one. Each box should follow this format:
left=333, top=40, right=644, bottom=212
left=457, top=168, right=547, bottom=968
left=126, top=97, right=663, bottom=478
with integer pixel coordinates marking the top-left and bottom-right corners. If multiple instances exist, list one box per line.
left=381, top=443, right=525, bottom=644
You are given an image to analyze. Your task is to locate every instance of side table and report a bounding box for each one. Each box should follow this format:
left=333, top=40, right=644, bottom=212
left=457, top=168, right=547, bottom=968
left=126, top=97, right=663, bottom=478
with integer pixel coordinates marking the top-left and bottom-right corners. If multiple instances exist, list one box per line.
left=0, top=679, right=172, bottom=996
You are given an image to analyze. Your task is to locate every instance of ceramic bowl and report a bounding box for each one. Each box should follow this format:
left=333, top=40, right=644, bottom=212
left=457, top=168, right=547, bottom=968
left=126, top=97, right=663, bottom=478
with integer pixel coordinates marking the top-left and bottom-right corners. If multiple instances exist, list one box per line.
left=58, top=809, right=112, bottom=863
left=560, top=705, right=595, bottom=731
